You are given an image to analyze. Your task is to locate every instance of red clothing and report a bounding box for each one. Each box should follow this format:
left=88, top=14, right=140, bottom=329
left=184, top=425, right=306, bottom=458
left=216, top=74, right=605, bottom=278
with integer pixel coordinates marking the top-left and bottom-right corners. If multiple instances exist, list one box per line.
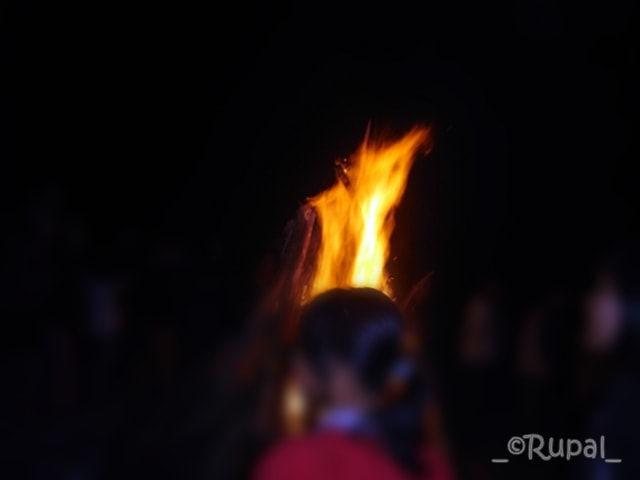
left=253, top=430, right=454, bottom=480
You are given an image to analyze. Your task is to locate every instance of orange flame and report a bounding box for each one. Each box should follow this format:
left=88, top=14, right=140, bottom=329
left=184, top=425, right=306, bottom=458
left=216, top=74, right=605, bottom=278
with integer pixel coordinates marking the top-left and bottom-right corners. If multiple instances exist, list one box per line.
left=306, top=126, right=431, bottom=300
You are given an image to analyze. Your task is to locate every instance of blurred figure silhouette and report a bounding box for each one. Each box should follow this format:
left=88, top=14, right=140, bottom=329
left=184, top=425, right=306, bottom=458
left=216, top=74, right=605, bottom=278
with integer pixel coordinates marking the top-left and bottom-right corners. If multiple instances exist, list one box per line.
left=444, top=279, right=510, bottom=480
left=512, top=286, right=573, bottom=480
left=253, top=288, right=454, bottom=480
left=458, top=283, right=501, bottom=369
left=573, top=247, right=640, bottom=480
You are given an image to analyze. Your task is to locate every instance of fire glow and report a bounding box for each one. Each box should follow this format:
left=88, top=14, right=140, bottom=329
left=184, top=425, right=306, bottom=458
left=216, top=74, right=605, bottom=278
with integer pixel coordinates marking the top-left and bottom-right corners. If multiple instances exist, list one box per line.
left=306, top=126, right=431, bottom=301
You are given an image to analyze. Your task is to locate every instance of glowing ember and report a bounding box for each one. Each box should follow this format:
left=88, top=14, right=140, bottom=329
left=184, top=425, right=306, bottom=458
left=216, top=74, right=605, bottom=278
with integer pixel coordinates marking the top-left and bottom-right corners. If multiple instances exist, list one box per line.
left=305, top=126, right=431, bottom=301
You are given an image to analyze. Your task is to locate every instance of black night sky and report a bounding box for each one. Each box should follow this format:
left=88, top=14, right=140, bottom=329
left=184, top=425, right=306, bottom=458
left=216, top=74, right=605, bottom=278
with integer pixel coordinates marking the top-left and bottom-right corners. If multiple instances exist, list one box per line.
left=3, top=1, right=638, bottom=285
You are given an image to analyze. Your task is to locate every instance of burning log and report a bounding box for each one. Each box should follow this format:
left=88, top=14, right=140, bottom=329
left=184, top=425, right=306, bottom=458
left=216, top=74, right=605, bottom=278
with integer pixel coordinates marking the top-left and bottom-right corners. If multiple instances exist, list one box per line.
left=232, top=202, right=321, bottom=438
left=277, top=204, right=322, bottom=340
left=236, top=204, right=320, bottom=375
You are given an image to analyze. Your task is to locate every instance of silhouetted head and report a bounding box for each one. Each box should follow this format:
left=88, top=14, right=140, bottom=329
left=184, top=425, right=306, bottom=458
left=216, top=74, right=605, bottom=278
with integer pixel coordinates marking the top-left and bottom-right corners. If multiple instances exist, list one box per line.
left=295, top=287, right=423, bottom=473
left=296, top=288, right=406, bottom=406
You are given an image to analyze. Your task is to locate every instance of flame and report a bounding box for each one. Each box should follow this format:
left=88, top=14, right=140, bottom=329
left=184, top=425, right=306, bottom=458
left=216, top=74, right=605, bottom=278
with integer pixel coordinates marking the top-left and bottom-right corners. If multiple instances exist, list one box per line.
left=306, top=126, right=430, bottom=300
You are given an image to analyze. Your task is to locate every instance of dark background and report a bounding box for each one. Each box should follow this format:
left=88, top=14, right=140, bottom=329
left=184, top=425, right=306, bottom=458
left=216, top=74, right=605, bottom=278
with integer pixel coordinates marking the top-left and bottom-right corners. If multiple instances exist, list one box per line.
left=1, top=0, right=638, bottom=479
left=3, top=0, right=638, bottom=292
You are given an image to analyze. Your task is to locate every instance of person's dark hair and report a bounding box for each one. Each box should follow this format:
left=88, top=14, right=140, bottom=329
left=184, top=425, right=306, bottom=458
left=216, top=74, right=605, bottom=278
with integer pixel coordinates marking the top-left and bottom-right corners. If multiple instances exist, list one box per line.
left=298, top=287, right=424, bottom=473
